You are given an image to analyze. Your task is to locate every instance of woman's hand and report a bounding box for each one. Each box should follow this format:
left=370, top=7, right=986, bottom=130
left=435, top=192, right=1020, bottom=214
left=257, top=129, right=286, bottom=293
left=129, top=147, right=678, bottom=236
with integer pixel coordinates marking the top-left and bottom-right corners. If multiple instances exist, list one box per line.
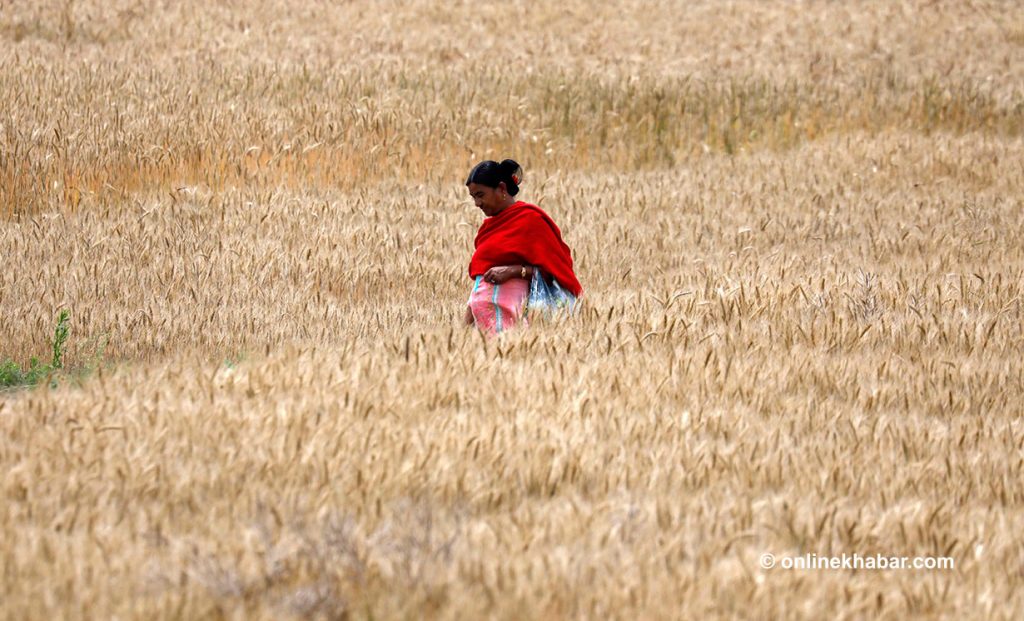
left=482, top=265, right=523, bottom=285
left=464, top=305, right=475, bottom=326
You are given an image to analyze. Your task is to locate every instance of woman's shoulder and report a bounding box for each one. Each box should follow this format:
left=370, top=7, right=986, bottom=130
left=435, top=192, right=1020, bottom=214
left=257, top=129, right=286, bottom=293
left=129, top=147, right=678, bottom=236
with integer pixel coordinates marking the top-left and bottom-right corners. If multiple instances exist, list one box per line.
left=508, top=203, right=567, bottom=240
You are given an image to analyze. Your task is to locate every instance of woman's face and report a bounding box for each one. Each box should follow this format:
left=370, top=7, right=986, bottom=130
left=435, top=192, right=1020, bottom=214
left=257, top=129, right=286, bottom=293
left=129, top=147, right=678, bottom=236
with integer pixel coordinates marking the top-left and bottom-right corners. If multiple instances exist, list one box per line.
left=467, top=182, right=505, bottom=217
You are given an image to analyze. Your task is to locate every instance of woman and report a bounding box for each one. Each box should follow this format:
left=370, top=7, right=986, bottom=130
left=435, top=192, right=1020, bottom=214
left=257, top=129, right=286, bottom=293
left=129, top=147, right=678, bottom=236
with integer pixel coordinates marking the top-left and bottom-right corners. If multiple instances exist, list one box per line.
left=463, top=159, right=583, bottom=336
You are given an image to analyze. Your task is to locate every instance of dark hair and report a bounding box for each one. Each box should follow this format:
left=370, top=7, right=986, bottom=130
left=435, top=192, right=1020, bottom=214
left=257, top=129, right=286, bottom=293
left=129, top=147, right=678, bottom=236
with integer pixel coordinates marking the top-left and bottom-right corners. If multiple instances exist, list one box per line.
left=465, top=159, right=523, bottom=196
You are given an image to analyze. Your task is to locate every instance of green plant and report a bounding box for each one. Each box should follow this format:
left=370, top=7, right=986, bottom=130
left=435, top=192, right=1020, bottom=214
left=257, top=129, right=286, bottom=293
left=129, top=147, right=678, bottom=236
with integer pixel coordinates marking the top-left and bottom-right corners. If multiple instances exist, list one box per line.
left=51, top=309, right=70, bottom=369
left=0, top=310, right=72, bottom=389
left=0, top=359, right=25, bottom=387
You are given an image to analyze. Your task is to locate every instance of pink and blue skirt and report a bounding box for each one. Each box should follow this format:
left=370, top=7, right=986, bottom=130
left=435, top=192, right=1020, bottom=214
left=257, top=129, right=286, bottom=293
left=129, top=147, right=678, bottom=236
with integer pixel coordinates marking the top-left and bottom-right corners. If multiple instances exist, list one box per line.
left=467, top=269, right=578, bottom=337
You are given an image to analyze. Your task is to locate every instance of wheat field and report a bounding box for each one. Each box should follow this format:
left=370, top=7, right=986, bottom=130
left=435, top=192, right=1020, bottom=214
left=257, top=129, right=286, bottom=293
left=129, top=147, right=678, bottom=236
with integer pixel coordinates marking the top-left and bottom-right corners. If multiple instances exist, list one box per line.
left=1, top=1, right=1023, bottom=619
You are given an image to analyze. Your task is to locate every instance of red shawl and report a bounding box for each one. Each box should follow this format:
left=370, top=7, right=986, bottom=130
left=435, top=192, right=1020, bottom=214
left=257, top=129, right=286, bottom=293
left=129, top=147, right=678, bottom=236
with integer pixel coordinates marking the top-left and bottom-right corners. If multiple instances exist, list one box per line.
left=469, top=201, right=583, bottom=297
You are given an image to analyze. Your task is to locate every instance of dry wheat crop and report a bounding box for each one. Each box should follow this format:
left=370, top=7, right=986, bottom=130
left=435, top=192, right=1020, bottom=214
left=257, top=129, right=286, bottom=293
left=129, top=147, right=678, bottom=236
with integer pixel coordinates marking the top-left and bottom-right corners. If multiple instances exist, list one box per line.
left=2, top=1, right=1024, bottom=619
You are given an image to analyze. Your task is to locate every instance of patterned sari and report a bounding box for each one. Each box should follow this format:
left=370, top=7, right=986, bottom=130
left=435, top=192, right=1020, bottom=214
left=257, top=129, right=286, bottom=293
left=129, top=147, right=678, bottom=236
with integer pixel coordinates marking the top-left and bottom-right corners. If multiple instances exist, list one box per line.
left=467, top=268, right=578, bottom=337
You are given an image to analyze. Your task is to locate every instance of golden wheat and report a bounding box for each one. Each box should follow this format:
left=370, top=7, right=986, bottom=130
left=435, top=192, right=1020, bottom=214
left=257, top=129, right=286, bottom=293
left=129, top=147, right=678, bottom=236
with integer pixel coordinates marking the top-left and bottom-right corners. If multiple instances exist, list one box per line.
left=1, top=1, right=1023, bottom=619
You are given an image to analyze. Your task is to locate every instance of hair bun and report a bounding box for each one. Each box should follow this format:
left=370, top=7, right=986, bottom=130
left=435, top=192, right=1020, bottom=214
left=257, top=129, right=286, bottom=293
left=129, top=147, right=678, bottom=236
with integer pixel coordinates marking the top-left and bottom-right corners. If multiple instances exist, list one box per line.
left=501, top=159, right=523, bottom=188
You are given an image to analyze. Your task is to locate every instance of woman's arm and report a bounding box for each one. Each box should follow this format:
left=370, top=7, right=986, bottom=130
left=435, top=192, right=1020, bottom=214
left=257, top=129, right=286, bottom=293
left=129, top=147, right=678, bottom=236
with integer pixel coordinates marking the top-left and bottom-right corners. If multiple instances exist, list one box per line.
left=482, top=265, right=535, bottom=284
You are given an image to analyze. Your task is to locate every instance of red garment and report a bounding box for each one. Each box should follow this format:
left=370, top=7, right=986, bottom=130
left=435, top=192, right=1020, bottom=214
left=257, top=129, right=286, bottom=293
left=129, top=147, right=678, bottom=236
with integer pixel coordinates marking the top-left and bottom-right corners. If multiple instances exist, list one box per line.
left=469, top=201, right=583, bottom=297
